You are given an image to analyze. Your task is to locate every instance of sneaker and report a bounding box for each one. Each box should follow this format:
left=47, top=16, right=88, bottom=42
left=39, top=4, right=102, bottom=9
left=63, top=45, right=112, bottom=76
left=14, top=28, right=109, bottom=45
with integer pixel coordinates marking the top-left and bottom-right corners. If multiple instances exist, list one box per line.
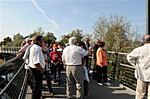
left=67, top=96, right=73, bottom=99
left=97, top=83, right=103, bottom=86
left=49, top=92, right=54, bottom=95
left=104, top=82, right=110, bottom=85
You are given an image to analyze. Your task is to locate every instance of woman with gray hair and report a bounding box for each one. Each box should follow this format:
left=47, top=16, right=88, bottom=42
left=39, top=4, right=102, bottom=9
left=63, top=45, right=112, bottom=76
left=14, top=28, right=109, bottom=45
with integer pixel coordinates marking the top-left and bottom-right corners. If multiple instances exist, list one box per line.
left=62, top=37, right=88, bottom=99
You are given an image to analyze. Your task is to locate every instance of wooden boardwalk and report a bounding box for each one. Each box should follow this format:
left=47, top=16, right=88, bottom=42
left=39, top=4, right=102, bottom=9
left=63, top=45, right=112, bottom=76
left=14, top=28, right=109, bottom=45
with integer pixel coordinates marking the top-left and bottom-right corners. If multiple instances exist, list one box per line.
left=26, top=71, right=135, bottom=99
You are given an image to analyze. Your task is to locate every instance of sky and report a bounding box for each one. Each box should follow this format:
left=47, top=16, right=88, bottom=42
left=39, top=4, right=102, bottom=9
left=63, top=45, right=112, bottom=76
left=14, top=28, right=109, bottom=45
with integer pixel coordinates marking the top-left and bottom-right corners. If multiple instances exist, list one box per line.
left=0, top=0, right=147, bottom=41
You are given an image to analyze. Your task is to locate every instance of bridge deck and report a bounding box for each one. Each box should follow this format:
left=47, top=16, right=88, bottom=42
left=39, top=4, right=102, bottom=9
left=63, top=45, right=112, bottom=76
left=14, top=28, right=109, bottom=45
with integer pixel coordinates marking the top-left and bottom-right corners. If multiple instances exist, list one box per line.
left=26, top=71, right=135, bottom=99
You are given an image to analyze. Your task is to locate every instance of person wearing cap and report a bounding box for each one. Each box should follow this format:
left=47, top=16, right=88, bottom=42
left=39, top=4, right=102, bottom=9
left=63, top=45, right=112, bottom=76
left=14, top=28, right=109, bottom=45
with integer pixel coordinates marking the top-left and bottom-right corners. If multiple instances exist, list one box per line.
left=17, top=37, right=32, bottom=57
left=127, top=35, right=150, bottom=99
left=96, top=41, right=109, bottom=85
left=62, top=37, right=88, bottom=99
left=49, top=43, right=62, bottom=84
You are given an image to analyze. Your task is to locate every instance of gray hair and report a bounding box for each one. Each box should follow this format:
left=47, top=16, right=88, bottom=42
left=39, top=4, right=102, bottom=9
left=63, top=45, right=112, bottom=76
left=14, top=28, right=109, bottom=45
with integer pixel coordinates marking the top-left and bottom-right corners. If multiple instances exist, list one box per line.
left=69, top=37, right=77, bottom=45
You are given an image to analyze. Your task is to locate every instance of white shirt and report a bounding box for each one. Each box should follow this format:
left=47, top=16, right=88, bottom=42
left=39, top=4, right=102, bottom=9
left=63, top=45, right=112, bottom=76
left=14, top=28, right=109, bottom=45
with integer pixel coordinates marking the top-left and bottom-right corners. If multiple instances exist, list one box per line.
left=127, top=44, right=150, bottom=82
left=29, top=44, right=45, bottom=69
left=62, top=45, right=88, bottom=65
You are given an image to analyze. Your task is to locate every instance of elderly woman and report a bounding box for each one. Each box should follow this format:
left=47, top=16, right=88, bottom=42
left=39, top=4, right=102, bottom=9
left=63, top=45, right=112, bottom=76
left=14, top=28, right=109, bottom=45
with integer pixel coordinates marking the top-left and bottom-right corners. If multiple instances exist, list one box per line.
left=96, top=41, right=109, bottom=86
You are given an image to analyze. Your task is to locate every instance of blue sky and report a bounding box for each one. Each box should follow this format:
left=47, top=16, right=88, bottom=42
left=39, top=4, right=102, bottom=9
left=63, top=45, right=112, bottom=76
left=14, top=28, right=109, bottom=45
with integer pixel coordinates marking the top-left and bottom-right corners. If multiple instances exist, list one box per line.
left=0, top=0, right=146, bottom=41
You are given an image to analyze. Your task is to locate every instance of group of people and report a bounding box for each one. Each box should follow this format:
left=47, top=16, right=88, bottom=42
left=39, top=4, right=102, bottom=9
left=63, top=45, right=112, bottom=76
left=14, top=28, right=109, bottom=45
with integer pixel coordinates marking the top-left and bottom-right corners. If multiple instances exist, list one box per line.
left=16, top=34, right=150, bottom=99
left=17, top=35, right=64, bottom=99
left=17, top=35, right=109, bottom=99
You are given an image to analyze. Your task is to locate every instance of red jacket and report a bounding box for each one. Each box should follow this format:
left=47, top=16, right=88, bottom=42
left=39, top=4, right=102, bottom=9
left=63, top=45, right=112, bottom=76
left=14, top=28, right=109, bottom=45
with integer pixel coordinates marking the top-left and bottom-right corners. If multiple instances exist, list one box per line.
left=49, top=50, right=62, bottom=62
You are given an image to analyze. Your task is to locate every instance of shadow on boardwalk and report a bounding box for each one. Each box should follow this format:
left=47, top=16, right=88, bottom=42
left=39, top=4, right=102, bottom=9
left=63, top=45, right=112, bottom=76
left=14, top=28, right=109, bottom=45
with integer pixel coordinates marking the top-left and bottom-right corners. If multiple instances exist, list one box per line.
left=27, top=71, right=135, bottom=99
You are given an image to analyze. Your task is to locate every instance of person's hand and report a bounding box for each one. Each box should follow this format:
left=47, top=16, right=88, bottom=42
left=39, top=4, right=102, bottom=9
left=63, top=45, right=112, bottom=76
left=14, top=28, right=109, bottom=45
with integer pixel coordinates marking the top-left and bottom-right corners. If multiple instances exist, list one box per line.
left=41, top=69, right=44, bottom=74
left=16, top=53, right=22, bottom=58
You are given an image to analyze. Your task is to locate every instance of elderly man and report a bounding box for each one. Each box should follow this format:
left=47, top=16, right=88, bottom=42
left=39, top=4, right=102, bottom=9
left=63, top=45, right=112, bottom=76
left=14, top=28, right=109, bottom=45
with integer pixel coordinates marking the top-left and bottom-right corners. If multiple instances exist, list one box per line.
left=17, top=37, right=32, bottom=57
left=127, top=35, right=150, bottom=99
left=62, top=37, right=88, bottom=99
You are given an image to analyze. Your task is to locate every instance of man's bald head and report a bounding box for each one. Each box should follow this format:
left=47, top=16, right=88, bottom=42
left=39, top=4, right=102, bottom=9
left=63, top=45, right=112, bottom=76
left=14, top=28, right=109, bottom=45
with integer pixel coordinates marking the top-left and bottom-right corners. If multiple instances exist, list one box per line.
left=143, top=35, right=150, bottom=43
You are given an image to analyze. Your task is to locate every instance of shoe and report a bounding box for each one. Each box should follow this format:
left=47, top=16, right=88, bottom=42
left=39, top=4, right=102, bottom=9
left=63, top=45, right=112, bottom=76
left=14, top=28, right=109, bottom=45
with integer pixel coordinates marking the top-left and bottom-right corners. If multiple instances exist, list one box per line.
left=104, top=82, right=110, bottom=85
left=67, top=96, right=73, bottom=99
left=54, top=80, right=57, bottom=83
left=58, top=80, right=61, bottom=85
left=49, top=92, right=54, bottom=95
left=97, top=83, right=103, bottom=86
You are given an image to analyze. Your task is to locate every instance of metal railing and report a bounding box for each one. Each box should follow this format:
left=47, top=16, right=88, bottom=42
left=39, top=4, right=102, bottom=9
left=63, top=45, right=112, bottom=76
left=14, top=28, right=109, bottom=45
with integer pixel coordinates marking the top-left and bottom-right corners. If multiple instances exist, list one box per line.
left=89, top=51, right=136, bottom=90
left=0, top=54, right=28, bottom=99
left=107, top=51, right=136, bottom=90
left=0, top=50, right=137, bottom=99
left=0, top=47, right=21, bottom=55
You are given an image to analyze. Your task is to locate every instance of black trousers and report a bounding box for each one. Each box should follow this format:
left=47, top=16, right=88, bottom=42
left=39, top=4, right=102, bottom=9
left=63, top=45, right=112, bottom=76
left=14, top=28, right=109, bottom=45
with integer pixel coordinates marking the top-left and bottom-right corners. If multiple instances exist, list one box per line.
left=84, top=80, right=89, bottom=96
left=30, top=68, right=42, bottom=99
left=96, top=66, right=108, bottom=83
left=51, top=63, right=61, bottom=82
left=43, top=71, right=53, bottom=92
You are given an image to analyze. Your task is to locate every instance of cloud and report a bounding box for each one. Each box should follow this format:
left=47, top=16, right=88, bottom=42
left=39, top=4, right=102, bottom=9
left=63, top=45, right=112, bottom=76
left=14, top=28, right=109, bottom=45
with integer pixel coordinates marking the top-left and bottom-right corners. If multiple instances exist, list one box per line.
left=31, top=0, right=58, bottom=31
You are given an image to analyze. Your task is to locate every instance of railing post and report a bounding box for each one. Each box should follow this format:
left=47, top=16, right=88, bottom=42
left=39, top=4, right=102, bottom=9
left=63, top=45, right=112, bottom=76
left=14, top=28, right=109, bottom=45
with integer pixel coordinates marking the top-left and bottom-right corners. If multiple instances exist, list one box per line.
left=112, top=52, right=118, bottom=81
left=116, top=53, right=120, bottom=81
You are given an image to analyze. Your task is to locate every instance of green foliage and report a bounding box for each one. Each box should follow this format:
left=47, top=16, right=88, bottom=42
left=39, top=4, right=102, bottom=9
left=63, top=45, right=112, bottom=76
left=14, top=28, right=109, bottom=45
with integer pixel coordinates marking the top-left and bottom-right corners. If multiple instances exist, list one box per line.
left=13, top=33, right=24, bottom=46
left=0, top=37, right=12, bottom=46
left=28, top=27, right=44, bottom=38
left=43, top=32, right=56, bottom=46
left=93, top=15, right=142, bottom=52
left=59, top=35, right=70, bottom=46
left=70, top=29, right=83, bottom=42
left=59, top=29, right=83, bottom=46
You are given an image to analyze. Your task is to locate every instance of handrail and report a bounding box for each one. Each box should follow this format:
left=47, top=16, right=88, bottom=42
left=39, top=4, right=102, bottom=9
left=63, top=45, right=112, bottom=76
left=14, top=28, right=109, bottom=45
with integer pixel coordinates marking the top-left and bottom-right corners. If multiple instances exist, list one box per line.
left=0, top=62, right=25, bottom=95
left=107, top=51, right=128, bottom=55
left=120, top=63, right=135, bottom=69
left=0, top=53, right=22, bottom=68
left=18, top=69, right=28, bottom=99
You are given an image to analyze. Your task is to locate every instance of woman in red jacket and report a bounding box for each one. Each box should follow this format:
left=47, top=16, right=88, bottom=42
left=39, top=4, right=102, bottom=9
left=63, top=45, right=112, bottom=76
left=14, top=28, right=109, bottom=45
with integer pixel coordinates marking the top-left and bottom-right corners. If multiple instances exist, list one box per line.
left=49, top=44, right=62, bottom=84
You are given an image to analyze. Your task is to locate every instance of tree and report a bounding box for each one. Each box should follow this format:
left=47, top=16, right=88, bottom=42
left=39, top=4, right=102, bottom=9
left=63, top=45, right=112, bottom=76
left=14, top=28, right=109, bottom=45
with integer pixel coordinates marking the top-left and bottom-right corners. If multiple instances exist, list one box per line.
left=28, top=27, right=44, bottom=38
left=59, top=34, right=70, bottom=46
left=59, top=29, right=84, bottom=46
left=94, top=17, right=108, bottom=40
left=43, top=32, right=56, bottom=46
left=70, top=29, right=83, bottom=42
left=0, top=37, right=12, bottom=46
left=13, top=33, right=24, bottom=46
left=93, top=15, right=141, bottom=52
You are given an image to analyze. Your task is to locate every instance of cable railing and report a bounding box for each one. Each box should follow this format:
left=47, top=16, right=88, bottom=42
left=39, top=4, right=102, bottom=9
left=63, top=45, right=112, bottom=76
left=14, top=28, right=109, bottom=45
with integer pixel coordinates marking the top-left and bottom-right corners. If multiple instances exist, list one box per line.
left=0, top=54, right=27, bottom=99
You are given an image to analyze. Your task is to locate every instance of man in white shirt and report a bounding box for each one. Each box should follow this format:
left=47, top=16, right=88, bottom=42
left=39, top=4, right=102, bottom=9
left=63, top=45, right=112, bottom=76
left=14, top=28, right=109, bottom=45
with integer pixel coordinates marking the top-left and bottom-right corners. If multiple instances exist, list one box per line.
left=127, top=35, right=150, bottom=99
left=29, top=35, right=45, bottom=99
left=62, top=37, right=88, bottom=99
